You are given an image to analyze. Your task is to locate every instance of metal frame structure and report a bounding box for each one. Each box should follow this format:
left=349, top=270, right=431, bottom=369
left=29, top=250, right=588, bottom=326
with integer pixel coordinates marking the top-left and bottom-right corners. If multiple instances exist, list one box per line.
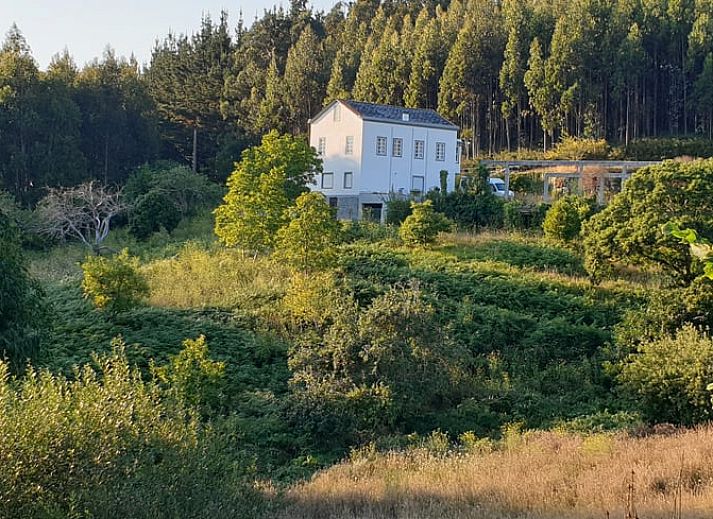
left=478, top=160, right=660, bottom=203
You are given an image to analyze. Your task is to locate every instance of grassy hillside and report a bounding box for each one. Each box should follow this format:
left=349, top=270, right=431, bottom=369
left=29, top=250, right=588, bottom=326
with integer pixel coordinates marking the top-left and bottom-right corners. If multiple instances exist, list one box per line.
left=16, top=214, right=708, bottom=517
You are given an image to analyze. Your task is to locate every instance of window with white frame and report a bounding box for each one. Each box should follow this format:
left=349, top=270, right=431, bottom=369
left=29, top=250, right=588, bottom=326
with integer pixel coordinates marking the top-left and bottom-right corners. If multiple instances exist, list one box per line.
left=411, top=175, right=425, bottom=193
left=345, top=136, right=354, bottom=155
left=436, top=142, right=446, bottom=161
left=376, top=136, right=387, bottom=156
left=343, top=171, right=353, bottom=189
left=318, top=137, right=326, bottom=156
left=333, top=103, right=341, bottom=121
left=321, top=172, right=334, bottom=189
left=414, top=140, right=425, bottom=159
left=392, top=138, right=403, bottom=157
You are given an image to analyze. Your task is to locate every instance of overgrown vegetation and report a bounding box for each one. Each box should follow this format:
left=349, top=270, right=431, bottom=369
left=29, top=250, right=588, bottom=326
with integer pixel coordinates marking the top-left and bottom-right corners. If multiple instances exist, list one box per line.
left=3, top=128, right=712, bottom=517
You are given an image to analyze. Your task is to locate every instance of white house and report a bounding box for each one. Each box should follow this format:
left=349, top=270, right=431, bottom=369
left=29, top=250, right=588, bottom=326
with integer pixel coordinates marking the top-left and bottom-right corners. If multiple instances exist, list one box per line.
left=308, top=99, right=460, bottom=221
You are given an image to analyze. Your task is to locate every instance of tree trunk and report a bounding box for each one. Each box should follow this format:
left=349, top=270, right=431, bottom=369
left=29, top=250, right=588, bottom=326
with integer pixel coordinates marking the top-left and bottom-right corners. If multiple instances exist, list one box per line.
left=104, top=136, right=109, bottom=184
left=192, top=127, right=198, bottom=173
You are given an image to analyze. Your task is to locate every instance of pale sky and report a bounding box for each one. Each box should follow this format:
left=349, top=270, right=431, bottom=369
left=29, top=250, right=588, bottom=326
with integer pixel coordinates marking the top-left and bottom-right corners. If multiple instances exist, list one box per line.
left=1, top=0, right=338, bottom=69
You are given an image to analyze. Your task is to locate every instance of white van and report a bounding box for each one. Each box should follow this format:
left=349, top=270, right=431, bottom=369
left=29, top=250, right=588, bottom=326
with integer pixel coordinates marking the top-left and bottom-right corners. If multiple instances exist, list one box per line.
left=488, top=177, right=514, bottom=198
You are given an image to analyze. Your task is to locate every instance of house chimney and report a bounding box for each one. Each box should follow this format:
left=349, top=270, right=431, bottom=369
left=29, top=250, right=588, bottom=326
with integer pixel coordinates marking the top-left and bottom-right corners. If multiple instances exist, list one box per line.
left=402, top=113, right=409, bottom=122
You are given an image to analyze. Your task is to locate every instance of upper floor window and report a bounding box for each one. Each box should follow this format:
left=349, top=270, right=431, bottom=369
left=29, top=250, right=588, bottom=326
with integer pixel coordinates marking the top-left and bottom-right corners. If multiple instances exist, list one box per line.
left=436, top=142, right=446, bottom=161
left=414, top=140, right=425, bottom=159
left=344, top=171, right=353, bottom=189
left=392, top=138, right=403, bottom=157
left=345, top=136, right=354, bottom=155
left=321, top=172, right=334, bottom=189
left=333, top=104, right=341, bottom=122
left=318, top=137, right=326, bottom=156
left=376, top=136, right=387, bottom=156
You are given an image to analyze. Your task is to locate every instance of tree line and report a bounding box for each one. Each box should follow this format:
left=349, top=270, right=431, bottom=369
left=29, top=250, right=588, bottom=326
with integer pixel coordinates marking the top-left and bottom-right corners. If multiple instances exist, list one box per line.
left=2, top=0, right=713, bottom=204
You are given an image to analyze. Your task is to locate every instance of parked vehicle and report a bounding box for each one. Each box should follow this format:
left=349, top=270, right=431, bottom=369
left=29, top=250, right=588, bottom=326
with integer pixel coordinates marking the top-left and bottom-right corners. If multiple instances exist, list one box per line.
left=488, top=177, right=514, bottom=198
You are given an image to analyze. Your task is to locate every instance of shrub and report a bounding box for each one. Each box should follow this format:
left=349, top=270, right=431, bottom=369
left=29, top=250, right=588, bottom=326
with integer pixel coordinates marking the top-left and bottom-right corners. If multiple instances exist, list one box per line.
left=385, top=197, right=412, bottom=225
left=618, top=325, right=713, bottom=425
left=275, top=192, right=341, bottom=271
left=129, top=190, right=182, bottom=240
left=0, top=211, right=46, bottom=370
left=431, top=190, right=504, bottom=230
left=151, top=335, right=226, bottom=414
left=546, top=137, right=610, bottom=160
left=543, top=195, right=596, bottom=242
left=0, top=347, right=260, bottom=518
left=399, top=200, right=452, bottom=245
left=340, top=220, right=398, bottom=243
left=81, top=249, right=149, bottom=313
left=583, top=160, right=713, bottom=284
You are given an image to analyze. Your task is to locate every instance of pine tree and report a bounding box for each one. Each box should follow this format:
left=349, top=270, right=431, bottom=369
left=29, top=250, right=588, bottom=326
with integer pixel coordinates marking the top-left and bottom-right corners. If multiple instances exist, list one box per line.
left=405, top=17, right=443, bottom=108
left=256, top=54, right=288, bottom=135
left=284, top=26, right=324, bottom=133
left=694, top=52, right=713, bottom=137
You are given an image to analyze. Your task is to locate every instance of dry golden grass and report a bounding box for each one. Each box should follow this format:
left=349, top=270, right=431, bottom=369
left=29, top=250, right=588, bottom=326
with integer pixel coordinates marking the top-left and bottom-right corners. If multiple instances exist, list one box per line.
left=278, top=428, right=713, bottom=519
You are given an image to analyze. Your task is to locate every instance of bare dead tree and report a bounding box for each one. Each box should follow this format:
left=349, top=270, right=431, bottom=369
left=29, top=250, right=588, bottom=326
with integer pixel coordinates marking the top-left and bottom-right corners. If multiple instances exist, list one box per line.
left=36, top=182, right=127, bottom=254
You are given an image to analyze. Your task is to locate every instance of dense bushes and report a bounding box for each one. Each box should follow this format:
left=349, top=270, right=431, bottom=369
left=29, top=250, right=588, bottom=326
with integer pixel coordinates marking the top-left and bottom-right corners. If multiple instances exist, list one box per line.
left=125, top=162, right=223, bottom=240
left=545, top=137, right=610, bottom=160
left=385, top=197, right=412, bottom=225
left=543, top=195, right=596, bottom=242
left=618, top=325, right=713, bottom=425
left=619, top=138, right=713, bottom=160
left=430, top=190, right=504, bottom=229
left=0, top=348, right=261, bottom=518
left=0, top=211, right=46, bottom=369
left=129, top=190, right=183, bottom=239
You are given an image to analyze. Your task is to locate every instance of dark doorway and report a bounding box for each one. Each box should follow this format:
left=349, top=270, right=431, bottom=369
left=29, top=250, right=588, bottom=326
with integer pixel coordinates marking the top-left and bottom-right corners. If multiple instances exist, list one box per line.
left=362, top=203, right=383, bottom=222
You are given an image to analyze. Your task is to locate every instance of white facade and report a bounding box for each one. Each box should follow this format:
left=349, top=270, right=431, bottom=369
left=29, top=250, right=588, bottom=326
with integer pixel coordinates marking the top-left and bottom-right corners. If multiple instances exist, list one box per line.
left=309, top=100, right=460, bottom=221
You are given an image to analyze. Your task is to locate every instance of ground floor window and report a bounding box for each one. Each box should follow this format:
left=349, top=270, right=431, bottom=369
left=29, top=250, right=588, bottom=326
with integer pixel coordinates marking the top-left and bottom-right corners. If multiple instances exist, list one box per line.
left=411, top=175, right=425, bottom=194
left=362, top=203, right=382, bottom=222
left=344, top=171, right=353, bottom=189
left=328, top=197, right=338, bottom=208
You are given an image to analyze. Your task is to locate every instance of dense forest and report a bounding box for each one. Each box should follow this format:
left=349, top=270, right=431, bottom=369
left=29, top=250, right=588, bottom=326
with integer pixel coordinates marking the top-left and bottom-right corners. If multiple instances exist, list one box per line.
left=2, top=0, right=713, bottom=204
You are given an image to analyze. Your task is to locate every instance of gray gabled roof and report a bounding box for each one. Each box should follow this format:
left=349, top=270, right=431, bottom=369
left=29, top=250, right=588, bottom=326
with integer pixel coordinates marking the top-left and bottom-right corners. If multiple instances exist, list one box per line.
left=312, top=100, right=458, bottom=130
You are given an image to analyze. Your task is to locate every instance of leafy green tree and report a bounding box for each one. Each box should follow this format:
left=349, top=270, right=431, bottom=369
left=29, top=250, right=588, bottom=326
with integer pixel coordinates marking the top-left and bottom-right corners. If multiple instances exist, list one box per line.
left=499, top=0, right=530, bottom=149
left=583, top=160, right=713, bottom=284
left=399, top=200, right=452, bottom=246
left=276, top=192, right=341, bottom=271
left=542, top=195, right=596, bottom=242
left=438, top=1, right=504, bottom=156
left=81, top=249, right=149, bottom=313
left=0, top=210, right=45, bottom=370
left=524, top=38, right=557, bottom=151
left=214, top=131, right=321, bottom=252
